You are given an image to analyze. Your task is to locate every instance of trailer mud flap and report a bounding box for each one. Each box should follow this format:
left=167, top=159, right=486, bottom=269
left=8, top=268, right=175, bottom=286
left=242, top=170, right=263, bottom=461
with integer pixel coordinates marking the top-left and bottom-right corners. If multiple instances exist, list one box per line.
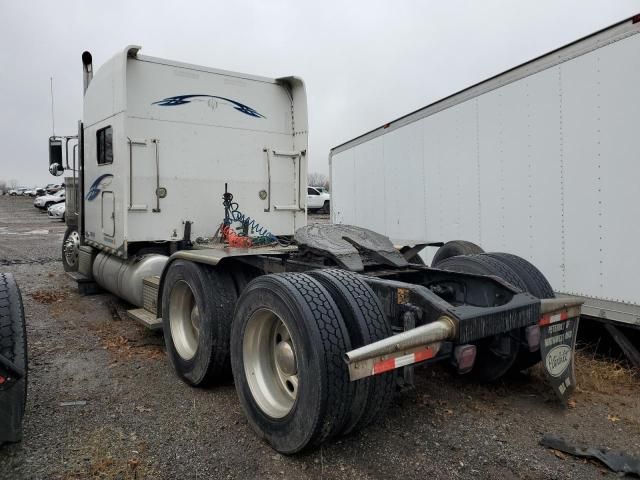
left=539, top=314, right=579, bottom=404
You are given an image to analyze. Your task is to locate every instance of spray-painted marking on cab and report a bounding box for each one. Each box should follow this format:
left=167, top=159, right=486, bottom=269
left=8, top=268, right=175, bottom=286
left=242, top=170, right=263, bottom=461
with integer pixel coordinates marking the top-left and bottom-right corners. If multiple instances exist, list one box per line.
left=152, top=95, right=266, bottom=118
left=86, top=174, right=114, bottom=201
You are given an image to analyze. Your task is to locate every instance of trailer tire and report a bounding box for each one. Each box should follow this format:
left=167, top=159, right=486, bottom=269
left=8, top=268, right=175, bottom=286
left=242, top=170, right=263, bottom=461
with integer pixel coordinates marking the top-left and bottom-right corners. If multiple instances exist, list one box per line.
left=308, top=269, right=394, bottom=435
left=485, top=253, right=554, bottom=372
left=231, top=273, right=353, bottom=453
left=0, top=273, right=27, bottom=445
left=431, top=240, right=484, bottom=267
left=162, top=260, right=237, bottom=387
left=435, top=254, right=528, bottom=382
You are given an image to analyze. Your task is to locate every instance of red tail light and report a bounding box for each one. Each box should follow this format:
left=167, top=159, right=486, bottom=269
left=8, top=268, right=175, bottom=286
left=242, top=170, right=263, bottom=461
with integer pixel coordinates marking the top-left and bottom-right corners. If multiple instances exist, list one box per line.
left=525, top=325, right=541, bottom=352
left=454, top=344, right=477, bottom=374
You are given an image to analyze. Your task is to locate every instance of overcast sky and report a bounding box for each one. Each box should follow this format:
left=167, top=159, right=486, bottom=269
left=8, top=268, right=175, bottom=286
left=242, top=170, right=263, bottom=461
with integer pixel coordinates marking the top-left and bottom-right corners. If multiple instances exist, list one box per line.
left=1, top=0, right=639, bottom=187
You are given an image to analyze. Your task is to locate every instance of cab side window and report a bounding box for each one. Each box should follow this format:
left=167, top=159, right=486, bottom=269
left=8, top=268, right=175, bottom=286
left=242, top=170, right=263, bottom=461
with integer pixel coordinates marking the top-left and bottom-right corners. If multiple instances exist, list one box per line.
left=97, top=126, right=113, bottom=165
left=307, top=188, right=319, bottom=195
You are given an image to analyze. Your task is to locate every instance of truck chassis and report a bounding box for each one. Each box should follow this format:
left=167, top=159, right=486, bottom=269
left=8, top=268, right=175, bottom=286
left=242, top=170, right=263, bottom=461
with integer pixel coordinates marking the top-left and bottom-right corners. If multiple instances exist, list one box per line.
left=68, top=210, right=581, bottom=453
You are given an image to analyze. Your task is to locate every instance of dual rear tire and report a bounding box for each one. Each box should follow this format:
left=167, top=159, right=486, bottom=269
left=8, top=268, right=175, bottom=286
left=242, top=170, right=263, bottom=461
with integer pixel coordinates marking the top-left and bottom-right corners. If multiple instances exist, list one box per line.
left=161, top=263, right=394, bottom=453
left=435, top=250, right=554, bottom=381
left=161, top=260, right=237, bottom=386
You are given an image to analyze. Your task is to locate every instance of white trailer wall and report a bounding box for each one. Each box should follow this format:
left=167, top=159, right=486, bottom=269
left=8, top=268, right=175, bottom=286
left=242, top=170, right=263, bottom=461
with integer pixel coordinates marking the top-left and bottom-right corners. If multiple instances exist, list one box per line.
left=331, top=19, right=640, bottom=324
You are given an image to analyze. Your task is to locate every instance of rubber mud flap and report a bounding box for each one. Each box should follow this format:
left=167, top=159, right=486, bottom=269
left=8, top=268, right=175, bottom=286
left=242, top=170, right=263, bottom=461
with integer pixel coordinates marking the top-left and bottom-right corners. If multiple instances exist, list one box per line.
left=539, top=317, right=579, bottom=404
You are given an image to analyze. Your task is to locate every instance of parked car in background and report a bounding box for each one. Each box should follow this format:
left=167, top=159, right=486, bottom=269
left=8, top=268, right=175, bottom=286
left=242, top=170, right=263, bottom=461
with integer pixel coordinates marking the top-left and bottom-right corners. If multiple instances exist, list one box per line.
left=306, top=186, right=330, bottom=213
left=47, top=202, right=65, bottom=221
left=34, top=189, right=65, bottom=209
left=46, top=184, right=62, bottom=194
left=11, top=188, right=29, bottom=196
left=34, top=188, right=46, bottom=197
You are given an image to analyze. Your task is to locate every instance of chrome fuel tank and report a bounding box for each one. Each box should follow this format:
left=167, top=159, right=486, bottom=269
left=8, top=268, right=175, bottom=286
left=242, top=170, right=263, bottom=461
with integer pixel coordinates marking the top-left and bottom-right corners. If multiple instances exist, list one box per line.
left=92, top=252, right=168, bottom=307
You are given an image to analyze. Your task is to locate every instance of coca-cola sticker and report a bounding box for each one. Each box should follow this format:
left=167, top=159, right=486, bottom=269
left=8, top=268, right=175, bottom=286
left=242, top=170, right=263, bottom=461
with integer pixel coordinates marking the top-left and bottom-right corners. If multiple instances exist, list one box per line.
left=545, top=344, right=571, bottom=377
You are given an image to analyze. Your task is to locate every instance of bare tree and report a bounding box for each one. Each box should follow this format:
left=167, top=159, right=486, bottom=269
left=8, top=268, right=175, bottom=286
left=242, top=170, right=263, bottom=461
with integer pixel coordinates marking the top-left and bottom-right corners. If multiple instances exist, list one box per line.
left=9, top=179, right=19, bottom=189
left=0, top=180, right=6, bottom=194
left=307, top=172, right=330, bottom=191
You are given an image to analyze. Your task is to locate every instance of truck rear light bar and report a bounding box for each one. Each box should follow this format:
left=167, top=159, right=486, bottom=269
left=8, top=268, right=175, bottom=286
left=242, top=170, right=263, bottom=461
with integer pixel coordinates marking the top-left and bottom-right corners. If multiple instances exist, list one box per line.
left=345, top=316, right=455, bottom=381
left=344, top=298, right=583, bottom=382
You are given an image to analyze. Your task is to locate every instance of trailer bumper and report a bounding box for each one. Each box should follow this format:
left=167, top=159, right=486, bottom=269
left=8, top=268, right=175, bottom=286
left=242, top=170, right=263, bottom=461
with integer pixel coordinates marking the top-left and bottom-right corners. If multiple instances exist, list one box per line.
left=344, top=297, right=583, bottom=402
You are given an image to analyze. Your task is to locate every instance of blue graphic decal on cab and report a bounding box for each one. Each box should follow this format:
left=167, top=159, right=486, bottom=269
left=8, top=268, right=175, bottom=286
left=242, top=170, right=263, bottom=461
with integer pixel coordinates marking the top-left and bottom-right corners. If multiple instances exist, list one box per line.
left=86, top=174, right=114, bottom=201
left=152, top=95, right=266, bottom=118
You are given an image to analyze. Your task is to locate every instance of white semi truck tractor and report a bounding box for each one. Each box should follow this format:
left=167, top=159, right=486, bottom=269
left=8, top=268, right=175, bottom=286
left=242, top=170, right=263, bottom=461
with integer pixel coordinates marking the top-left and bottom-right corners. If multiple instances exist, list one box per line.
left=47, top=46, right=582, bottom=454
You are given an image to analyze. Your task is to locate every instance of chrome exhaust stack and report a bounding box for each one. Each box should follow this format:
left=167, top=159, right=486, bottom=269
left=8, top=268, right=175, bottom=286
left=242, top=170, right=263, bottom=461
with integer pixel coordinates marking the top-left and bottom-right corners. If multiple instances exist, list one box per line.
left=82, top=51, right=93, bottom=95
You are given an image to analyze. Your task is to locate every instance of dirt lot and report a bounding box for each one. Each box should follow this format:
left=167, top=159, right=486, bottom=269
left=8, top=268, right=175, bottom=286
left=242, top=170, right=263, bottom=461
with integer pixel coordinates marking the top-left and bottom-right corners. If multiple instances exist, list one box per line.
left=0, top=195, right=638, bottom=479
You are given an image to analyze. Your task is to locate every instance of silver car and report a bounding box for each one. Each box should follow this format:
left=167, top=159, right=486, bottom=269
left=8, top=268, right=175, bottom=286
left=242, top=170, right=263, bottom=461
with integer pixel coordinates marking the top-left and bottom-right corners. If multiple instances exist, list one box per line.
left=47, top=202, right=65, bottom=221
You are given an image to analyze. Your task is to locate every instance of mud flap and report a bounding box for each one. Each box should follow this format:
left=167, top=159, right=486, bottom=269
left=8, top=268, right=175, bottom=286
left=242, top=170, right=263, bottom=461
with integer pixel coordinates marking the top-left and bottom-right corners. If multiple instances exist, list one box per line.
left=539, top=316, right=579, bottom=404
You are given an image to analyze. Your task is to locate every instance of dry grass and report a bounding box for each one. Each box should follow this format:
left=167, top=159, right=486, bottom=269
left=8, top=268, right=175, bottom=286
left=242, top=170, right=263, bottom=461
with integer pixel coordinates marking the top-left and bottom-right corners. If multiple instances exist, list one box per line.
left=100, top=329, right=165, bottom=361
left=31, top=289, right=68, bottom=304
left=574, top=349, right=639, bottom=395
left=59, top=427, right=152, bottom=479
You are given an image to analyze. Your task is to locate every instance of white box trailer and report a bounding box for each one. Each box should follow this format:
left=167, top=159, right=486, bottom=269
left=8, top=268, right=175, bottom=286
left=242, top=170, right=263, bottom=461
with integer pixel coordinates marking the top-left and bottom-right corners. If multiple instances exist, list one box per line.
left=330, top=14, right=640, bottom=329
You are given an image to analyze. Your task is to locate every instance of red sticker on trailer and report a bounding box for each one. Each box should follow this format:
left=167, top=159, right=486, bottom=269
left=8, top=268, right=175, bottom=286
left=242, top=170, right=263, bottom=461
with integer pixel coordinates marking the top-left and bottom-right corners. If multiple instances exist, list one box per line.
left=372, top=346, right=437, bottom=375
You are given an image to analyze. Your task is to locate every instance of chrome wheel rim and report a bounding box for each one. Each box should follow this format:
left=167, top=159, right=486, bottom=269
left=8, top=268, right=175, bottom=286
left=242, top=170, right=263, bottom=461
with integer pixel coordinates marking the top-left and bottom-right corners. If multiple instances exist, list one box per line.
left=169, top=281, right=200, bottom=360
left=63, top=230, right=80, bottom=268
left=243, top=309, right=298, bottom=418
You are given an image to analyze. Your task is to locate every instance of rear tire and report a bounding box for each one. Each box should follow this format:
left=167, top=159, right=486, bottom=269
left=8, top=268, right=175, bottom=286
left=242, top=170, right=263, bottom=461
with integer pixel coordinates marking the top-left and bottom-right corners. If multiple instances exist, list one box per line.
left=431, top=240, right=484, bottom=267
left=0, top=273, right=27, bottom=444
left=162, top=261, right=237, bottom=387
left=61, top=226, right=80, bottom=272
left=435, top=254, right=527, bottom=382
left=307, top=269, right=394, bottom=435
left=321, top=200, right=330, bottom=214
left=485, top=253, right=554, bottom=372
left=226, top=262, right=261, bottom=296
left=231, top=273, right=353, bottom=453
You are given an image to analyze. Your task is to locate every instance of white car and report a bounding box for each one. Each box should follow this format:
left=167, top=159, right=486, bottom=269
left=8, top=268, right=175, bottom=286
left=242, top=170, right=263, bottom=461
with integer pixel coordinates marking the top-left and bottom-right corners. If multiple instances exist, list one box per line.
left=47, top=202, right=65, bottom=221
left=34, top=189, right=65, bottom=209
left=306, top=186, right=330, bottom=213
left=9, top=188, right=28, bottom=196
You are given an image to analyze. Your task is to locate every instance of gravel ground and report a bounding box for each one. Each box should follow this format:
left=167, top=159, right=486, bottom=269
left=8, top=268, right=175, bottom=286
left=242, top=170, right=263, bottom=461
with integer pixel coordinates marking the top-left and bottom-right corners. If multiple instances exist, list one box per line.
left=0, top=196, right=638, bottom=479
